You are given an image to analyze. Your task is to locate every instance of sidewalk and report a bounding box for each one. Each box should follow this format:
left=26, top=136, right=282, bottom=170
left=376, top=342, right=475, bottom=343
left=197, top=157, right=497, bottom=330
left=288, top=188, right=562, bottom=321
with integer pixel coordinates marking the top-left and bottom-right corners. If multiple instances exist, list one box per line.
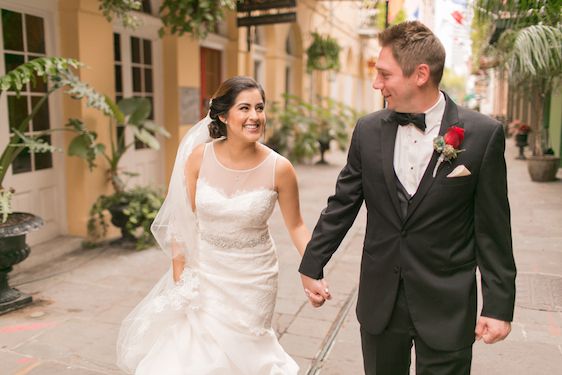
left=1, top=141, right=561, bottom=374
left=316, top=143, right=562, bottom=374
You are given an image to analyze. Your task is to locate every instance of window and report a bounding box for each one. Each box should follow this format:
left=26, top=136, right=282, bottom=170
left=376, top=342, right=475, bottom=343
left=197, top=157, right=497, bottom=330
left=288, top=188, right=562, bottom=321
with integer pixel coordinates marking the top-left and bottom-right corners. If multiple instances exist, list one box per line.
left=286, top=33, right=295, bottom=56
left=114, top=33, right=123, bottom=102
left=113, top=32, right=154, bottom=150
left=254, top=27, right=264, bottom=46
left=254, top=59, right=264, bottom=86
left=113, top=33, right=125, bottom=149
left=253, top=27, right=266, bottom=90
left=284, top=66, right=292, bottom=107
left=130, top=36, right=154, bottom=149
left=284, top=30, right=297, bottom=106
left=1, top=9, right=51, bottom=174
left=141, top=0, right=152, bottom=14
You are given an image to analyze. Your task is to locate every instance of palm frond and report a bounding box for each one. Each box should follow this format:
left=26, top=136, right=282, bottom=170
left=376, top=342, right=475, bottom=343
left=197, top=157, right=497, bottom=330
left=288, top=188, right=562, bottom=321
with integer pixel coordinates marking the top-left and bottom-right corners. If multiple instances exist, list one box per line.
left=506, top=25, right=562, bottom=83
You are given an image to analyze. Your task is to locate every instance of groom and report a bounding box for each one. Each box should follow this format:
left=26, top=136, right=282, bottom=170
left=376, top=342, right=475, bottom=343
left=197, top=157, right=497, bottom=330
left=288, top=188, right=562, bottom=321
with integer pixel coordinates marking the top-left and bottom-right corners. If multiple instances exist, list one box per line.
left=299, top=21, right=516, bottom=374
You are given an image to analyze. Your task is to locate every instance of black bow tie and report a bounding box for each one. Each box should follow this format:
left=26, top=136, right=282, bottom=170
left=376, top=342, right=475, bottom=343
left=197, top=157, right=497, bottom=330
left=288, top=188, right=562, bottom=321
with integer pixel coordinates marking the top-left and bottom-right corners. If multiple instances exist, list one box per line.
left=391, top=111, right=426, bottom=131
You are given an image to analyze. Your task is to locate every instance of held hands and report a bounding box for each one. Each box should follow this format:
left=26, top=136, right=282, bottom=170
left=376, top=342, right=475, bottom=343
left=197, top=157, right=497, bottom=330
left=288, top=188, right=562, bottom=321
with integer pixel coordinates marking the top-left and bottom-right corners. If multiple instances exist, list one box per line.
left=475, top=316, right=511, bottom=344
left=300, top=274, right=331, bottom=308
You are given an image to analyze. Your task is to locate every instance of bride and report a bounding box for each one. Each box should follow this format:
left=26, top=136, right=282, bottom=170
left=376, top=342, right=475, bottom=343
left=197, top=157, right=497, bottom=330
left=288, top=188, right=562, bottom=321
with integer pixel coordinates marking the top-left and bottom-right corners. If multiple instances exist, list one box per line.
left=116, top=76, right=326, bottom=374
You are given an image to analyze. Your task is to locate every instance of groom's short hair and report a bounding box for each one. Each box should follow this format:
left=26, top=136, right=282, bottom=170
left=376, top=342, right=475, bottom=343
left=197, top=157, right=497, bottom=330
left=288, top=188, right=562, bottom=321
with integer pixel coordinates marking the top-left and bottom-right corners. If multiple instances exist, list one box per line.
left=378, top=21, right=446, bottom=87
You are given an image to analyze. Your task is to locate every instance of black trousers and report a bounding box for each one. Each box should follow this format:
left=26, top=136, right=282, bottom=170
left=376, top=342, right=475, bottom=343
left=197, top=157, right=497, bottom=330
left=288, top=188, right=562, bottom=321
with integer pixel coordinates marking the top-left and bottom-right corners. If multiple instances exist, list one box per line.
left=360, top=281, right=473, bottom=375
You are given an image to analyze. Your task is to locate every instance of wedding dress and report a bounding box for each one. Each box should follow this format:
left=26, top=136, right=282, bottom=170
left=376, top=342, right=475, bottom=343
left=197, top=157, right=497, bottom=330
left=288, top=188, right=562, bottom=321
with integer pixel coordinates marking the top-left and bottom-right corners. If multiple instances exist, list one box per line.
left=117, top=139, right=298, bottom=375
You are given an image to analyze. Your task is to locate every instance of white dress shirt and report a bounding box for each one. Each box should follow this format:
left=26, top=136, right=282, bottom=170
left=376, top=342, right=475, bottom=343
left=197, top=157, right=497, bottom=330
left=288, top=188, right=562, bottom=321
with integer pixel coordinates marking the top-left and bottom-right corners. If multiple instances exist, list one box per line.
left=393, top=92, right=446, bottom=196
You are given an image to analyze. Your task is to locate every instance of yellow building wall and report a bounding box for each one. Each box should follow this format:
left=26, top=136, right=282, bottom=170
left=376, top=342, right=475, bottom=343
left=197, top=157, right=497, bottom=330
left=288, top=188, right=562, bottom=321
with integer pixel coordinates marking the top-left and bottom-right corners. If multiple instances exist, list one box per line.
left=52, top=0, right=375, bottom=239
left=161, top=34, right=181, bottom=183
left=59, top=0, right=116, bottom=237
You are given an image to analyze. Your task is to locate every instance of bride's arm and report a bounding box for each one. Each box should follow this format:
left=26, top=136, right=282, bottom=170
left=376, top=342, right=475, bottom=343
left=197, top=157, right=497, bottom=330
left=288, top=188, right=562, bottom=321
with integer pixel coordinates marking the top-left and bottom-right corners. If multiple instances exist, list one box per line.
left=275, top=156, right=310, bottom=257
left=171, top=241, right=185, bottom=283
left=171, top=144, right=205, bottom=283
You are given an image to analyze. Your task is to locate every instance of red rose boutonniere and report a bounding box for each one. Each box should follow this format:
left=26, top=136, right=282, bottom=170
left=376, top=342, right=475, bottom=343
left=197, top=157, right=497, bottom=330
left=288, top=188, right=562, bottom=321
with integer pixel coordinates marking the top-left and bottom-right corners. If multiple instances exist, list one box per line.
left=432, top=126, right=465, bottom=177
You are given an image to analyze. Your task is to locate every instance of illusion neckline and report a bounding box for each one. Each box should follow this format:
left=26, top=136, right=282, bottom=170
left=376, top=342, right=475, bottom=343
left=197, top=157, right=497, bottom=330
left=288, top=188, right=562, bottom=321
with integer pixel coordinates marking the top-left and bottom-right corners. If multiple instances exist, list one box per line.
left=210, top=141, right=274, bottom=172
left=197, top=178, right=278, bottom=200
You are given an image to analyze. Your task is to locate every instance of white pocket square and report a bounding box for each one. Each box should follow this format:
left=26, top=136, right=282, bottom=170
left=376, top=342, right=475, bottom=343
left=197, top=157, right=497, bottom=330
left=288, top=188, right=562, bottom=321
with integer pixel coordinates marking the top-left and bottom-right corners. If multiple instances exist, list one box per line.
left=447, top=165, right=471, bottom=178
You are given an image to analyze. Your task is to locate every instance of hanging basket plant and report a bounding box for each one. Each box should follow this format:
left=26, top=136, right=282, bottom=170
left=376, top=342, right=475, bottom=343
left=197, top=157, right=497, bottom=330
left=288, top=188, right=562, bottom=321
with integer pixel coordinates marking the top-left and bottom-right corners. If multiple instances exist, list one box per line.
left=158, top=0, right=236, bottom=38
left=306, top=32, right=342, bottom=73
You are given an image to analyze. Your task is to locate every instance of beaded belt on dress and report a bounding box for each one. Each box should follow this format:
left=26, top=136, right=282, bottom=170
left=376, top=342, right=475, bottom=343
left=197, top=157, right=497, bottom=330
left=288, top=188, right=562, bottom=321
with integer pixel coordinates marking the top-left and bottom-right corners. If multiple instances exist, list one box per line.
left=199, top=230, right=271, bottom=249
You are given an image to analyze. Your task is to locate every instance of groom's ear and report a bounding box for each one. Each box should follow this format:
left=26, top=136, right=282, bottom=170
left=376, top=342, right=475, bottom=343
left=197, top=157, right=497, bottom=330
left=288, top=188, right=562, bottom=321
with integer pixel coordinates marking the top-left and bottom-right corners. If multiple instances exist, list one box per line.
left=414, top=63, right=431, bottom=87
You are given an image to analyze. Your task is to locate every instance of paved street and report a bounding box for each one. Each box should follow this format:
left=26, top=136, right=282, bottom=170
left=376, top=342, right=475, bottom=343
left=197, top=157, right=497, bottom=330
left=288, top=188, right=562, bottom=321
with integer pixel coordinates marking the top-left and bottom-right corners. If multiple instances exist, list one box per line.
left=317, top=144, right=562, bottom=375
left=1, top=139, right=561, bottom=374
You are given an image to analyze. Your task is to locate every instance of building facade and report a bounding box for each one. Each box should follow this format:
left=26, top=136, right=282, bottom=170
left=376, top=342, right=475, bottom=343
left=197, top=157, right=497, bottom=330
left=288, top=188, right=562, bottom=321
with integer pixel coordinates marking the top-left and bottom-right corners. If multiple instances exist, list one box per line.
left=478, top=58, right=562, bottom=167
left=0, top=0, right=380, bottom=245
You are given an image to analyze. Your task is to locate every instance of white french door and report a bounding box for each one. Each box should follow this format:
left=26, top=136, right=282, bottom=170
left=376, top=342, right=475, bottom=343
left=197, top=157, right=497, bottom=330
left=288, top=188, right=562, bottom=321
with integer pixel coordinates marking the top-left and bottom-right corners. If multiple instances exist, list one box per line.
left=0, top=0, right=64, bottom=244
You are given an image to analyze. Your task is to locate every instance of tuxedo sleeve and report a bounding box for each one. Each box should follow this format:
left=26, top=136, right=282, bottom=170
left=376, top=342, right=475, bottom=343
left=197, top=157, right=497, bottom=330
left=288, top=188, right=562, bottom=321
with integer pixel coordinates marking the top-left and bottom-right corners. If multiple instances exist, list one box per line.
left=299, top=122, right=365, bottom=279
left=475, top=124, right=516, bottom=321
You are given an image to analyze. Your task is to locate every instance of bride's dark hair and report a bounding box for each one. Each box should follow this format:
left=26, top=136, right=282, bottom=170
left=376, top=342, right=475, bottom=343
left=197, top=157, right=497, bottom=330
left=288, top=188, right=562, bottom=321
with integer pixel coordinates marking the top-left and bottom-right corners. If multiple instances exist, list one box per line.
left=208, top=76, right=266, bottom=139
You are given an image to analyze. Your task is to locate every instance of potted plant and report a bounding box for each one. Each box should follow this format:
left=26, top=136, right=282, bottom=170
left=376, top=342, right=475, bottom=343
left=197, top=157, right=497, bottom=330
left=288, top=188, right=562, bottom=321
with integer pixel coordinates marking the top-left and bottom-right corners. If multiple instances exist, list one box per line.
left=268, top=94, right=360, bottom=164
left=311, top=97, right=355, bottom=164
left=266, top=97, right=319, bottom=160
left=474, top=2, right=562, bottom=182
left=504, top=26, right=561, bottom=181
left=508, top=119, right=532, bottom=160
left=265, top=101, right=292, bottom=155
left=70, top=97, right=170, bottom=249
left=86, top=185, right=164, bottom=250
left=0, top=57, right=110, bottom=314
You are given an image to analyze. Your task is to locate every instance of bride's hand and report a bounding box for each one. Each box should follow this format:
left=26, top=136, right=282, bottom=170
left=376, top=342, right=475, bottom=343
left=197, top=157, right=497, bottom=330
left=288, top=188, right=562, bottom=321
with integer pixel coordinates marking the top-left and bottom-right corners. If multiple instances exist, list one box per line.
left=300, top=274, right=331, bottom=308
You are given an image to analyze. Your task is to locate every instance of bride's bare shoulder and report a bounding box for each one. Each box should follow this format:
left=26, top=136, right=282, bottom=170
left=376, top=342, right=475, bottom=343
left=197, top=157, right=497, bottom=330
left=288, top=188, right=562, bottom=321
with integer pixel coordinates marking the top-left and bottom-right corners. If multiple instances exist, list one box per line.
left=274, top=154, right=296, bottom=179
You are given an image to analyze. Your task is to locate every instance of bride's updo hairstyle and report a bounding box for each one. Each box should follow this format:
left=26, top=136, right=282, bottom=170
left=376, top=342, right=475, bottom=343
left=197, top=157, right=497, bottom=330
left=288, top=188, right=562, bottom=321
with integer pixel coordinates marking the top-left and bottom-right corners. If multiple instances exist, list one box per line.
left=208, top=76, right=266, bottom=139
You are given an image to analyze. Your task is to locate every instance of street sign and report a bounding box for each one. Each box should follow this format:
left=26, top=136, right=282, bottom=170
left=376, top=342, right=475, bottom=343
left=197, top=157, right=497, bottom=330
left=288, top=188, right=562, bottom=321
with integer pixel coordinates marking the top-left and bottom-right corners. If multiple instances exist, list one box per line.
left=237, top=12, right=297, bottom=27
left=237, top=0, right=296, bottom=12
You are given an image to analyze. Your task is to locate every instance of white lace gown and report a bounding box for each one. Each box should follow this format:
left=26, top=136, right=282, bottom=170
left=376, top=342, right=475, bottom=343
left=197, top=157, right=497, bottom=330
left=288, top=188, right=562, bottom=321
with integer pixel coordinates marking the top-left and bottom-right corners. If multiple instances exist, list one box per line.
left=117, top=141, right=298, bottom=375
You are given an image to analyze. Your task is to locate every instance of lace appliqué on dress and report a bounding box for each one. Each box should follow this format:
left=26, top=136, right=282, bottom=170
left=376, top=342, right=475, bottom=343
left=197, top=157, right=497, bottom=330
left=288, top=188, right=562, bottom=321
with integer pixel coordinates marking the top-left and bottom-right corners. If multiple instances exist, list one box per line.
left=136, top=269, right=200, bottom=335
left=156, top=268, right=200, bottom=311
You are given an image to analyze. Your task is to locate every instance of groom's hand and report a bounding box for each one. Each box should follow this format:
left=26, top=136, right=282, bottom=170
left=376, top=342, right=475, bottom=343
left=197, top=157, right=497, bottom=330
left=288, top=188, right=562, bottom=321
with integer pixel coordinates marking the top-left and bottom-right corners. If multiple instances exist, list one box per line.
left=300, top=274, right=331, bottom=308
left=475, top=316, right=511, bottom=344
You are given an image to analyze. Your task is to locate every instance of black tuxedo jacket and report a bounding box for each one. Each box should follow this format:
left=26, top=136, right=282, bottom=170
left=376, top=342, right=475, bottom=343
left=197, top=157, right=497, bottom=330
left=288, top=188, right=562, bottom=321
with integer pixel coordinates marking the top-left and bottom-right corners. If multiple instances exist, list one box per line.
left=299, top=93, right=516, bottom=351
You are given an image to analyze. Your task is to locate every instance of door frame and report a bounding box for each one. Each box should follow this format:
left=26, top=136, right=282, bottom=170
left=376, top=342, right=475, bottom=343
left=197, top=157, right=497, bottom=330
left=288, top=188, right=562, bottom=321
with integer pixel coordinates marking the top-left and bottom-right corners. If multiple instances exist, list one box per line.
left=0, top=0, right=67, bottom=244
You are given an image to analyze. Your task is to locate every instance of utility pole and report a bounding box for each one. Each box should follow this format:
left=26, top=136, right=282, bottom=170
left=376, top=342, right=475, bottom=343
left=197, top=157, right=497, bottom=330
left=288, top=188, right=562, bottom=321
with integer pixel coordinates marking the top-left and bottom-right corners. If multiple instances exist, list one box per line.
left=382, top=0, right=389, bottom=109
left=385, top=0, right=389, bottom=29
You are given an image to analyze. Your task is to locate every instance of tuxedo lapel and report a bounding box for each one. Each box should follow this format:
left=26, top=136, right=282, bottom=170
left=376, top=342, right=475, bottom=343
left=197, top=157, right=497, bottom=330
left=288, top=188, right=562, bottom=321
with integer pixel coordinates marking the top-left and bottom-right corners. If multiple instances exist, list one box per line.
left=404, top=92, right=463, bottom=224
left=380, top=115, right=402, bottom=220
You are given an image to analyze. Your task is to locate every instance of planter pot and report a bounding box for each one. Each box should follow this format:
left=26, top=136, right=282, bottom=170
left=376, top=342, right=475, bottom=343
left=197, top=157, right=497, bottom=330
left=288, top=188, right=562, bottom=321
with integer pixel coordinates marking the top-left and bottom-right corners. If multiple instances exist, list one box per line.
left=514, top=133, right=529, bottom=160
left=515, top=133, right=528, bottom=147
left=316, top=139, right=331, bottom=165
left=108, top=203, right=136, bottom=244
left=0, top=212, right=43, bottom=314
left=527, top=155, right=561, bottom=182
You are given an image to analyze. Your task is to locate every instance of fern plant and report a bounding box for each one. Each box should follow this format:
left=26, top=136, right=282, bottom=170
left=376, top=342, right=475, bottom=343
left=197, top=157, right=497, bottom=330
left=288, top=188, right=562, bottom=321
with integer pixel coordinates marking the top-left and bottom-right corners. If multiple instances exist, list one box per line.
left=306, top=32, right=342, bottom=73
